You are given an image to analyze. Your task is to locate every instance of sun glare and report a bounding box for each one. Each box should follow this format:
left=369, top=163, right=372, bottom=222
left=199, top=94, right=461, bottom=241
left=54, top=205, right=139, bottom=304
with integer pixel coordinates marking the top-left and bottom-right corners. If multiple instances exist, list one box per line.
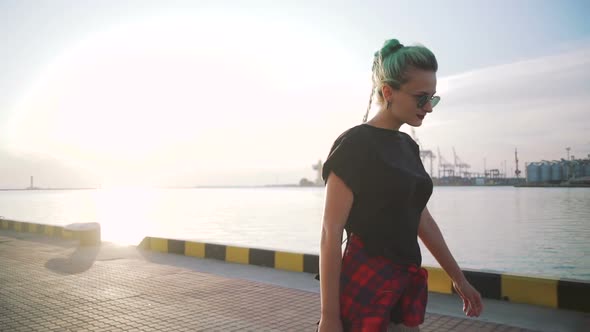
left=96, top=186, right=158, bottom=245
left=6, top=11, right=356, bottom=187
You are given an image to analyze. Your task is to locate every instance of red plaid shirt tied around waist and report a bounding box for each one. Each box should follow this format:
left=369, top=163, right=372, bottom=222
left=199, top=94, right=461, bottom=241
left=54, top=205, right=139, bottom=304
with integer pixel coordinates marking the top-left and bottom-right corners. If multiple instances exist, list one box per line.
left=339, top=234, right=428, bottom=331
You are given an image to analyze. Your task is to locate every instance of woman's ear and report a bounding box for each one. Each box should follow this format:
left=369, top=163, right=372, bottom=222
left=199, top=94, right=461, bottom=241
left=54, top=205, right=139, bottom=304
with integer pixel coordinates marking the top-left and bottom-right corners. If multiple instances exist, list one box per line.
left=382, top=84, right=394, bottom=103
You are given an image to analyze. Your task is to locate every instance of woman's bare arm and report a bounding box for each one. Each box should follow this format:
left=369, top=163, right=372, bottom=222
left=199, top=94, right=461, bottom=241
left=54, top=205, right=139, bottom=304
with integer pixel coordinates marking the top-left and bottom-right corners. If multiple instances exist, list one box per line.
left=418, top=207, right=483, bottom=317
left=319, top=172, right=353, bottom=321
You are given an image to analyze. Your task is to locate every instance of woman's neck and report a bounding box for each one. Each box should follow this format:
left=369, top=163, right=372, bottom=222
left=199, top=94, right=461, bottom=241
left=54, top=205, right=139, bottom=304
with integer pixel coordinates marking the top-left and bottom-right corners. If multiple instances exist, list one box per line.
left=366, top=109, right=403, bottom=131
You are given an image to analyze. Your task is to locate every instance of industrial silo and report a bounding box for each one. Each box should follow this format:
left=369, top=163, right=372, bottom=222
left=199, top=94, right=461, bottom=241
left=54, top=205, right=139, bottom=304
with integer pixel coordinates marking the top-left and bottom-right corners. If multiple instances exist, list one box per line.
left=572, top=161, right=582, bottom=178
left=540, top=162, right=552, bottom=183
left=526, top=162, right=541, bottom=183
left=561, top=160, right=571, bottom=179
left=585, top=161, right=590, bottom=177
left=551, top=162, right=563, bottom=182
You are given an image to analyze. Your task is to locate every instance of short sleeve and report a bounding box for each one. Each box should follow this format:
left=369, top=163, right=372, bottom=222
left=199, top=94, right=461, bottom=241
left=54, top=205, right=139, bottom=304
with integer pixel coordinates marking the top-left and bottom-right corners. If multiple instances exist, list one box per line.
left=322, top=130, right=368, bottom=193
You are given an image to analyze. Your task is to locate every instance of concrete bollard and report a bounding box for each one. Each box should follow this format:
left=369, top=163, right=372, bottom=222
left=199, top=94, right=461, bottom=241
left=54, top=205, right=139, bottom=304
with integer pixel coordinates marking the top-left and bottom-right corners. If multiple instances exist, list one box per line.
left=63, top=222, right=101, bottom=246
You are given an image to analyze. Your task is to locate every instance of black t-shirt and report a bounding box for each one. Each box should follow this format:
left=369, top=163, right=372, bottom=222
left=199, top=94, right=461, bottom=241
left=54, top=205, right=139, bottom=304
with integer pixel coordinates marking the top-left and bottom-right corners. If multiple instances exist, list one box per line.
left=322, top=123, right=433, bottom=266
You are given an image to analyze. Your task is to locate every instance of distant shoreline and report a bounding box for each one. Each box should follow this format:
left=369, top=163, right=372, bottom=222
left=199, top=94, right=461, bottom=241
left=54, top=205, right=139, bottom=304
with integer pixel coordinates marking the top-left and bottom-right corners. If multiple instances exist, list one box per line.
left=0, top=184, right=317, bottom=191
left=0, top=188, right=97, bottom=191
left=5, top=183, right=586, bottom=191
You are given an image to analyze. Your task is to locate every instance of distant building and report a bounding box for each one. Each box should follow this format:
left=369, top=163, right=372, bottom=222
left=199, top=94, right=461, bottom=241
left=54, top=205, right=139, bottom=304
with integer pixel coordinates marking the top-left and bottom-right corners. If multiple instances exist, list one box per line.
left=526, top=158, right=590, bottom=184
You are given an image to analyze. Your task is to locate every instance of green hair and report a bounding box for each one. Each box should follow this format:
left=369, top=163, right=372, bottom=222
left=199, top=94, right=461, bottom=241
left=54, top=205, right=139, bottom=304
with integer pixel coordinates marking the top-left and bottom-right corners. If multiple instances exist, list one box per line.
left=363, top=39, right=438, bottom=122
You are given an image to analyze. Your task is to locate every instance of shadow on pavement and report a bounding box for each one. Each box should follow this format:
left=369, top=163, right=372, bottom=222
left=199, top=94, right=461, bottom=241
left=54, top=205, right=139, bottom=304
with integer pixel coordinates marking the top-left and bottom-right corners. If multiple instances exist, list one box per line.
left=45, top=245, right=100, bottom=274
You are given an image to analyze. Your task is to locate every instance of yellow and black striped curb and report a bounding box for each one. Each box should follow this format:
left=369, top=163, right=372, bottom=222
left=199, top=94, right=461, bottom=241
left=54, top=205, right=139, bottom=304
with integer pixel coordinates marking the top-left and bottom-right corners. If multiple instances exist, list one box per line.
left=0, top=219, right=100, bottom=246
left=139, top=236, right=319, bottom=275
left=1, top=218, right=66, bottom=237
left=139, top=236, right=590, bottom=314
left=428, top=268, right=590, bottom=314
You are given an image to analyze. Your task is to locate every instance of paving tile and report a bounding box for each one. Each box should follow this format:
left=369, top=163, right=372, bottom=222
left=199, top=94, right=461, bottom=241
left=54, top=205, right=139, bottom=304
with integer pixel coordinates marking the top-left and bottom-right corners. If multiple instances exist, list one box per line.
left=0, top=233, right=539, bottom=332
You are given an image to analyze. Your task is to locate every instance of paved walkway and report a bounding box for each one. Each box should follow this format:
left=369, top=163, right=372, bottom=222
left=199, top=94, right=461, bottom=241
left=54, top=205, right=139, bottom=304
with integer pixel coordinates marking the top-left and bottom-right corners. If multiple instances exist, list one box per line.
left=0, top=231, right=580, bottom=331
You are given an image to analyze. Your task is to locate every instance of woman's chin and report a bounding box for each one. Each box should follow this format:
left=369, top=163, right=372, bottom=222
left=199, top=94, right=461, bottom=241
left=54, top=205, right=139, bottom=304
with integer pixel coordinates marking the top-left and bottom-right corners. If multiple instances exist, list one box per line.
left=407, top=119, right=423, bottom=127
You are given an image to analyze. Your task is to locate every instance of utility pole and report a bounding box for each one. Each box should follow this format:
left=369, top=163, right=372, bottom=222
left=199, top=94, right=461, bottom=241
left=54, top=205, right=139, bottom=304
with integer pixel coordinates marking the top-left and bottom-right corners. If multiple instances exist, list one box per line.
left=566, top=147, right=571, bottom=160
left=515, top=148, right=521, bottom=179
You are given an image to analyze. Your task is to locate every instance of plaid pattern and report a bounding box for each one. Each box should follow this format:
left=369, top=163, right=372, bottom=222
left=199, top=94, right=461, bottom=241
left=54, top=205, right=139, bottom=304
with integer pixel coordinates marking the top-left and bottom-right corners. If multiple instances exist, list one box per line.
left=340, top=234, right=428, bottom=331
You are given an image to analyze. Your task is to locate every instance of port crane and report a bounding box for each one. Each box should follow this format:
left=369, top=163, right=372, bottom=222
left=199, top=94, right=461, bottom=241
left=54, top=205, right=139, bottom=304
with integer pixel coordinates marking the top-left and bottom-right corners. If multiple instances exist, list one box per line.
left=410, top=128, right=436, bottom=177
left=453, top=147, right=471, bottom=178
left=514, top=148, right=521, bottom=178
left=437, top=147, right=455, bottom=178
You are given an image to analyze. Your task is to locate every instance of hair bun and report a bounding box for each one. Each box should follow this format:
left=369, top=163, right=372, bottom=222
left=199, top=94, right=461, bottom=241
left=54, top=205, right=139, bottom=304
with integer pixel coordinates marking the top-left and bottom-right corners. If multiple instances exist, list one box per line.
left=379, top=39, right=404, bottom=58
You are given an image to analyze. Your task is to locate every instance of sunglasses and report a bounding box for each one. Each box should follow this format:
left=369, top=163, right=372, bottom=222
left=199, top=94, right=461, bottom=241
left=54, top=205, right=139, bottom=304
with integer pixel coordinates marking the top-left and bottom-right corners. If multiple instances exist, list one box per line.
left=416, top=94, right=440, bottom=108
left=399, top=90, right=441, bottom=108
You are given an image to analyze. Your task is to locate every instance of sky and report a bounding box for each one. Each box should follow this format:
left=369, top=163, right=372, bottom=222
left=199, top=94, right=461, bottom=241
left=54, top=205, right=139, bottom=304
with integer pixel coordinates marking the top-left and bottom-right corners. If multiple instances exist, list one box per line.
left=1, top=0, right=589, bottom=188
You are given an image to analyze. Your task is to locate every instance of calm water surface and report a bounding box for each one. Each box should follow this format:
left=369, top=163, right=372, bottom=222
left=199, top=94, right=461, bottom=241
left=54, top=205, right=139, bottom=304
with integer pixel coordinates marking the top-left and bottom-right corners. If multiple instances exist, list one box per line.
left=1, top=186, right=588, bottom=280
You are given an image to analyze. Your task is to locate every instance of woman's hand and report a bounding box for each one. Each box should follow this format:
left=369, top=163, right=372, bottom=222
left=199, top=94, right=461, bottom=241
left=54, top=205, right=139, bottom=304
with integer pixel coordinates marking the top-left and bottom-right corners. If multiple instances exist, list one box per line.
left=318, top=316, right=343, bottom=332
left=453, top=280, right=483, bottom=317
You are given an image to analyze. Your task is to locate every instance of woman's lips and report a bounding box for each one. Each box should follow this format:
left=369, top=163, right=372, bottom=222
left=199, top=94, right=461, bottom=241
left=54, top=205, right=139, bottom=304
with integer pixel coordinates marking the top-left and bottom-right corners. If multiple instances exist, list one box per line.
left=417, top=114, right=425, bottom=120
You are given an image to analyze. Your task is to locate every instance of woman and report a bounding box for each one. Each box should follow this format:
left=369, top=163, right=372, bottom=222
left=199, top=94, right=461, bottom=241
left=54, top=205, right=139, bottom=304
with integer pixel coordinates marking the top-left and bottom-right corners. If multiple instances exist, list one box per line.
left=318, top=38, right=483, bottom=332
